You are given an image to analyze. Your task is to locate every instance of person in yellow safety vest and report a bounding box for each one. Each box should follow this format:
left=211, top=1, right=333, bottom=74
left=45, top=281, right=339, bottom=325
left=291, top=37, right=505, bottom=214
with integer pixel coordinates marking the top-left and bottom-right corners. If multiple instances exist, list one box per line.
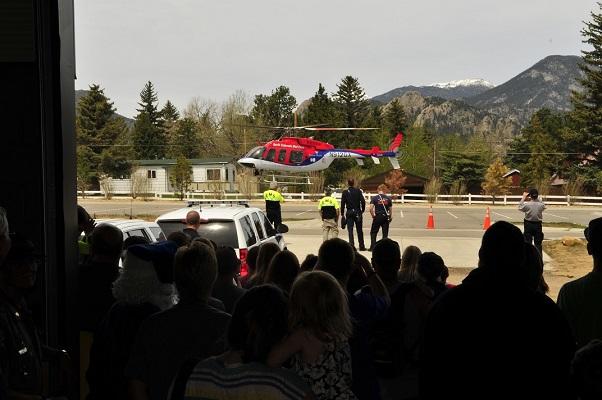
left=318, top=187, right=340, bottom=242
left=264, top=182, right=285, bottom=229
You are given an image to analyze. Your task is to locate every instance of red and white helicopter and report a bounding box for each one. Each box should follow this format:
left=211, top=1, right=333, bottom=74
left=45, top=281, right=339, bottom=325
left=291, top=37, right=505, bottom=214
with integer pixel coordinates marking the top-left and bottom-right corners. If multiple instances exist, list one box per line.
left=237, top=126, right=403, bottom=173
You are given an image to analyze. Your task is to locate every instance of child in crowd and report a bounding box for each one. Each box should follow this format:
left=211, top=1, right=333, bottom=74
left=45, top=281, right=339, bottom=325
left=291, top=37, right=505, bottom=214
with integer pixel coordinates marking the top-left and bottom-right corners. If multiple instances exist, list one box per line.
left=268, top=271, right=357, bottom=400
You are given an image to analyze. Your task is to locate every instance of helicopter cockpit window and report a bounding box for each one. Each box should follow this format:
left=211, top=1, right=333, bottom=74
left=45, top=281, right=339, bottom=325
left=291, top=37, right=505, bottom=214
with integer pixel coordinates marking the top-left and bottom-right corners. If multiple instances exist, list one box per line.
left=246, top=146, right=265, bottom=159
left=290, top=151, right=303, bottom=164
left=265, top=149, right=276, bottom=162
left=277, top=149, right=287, bottom=163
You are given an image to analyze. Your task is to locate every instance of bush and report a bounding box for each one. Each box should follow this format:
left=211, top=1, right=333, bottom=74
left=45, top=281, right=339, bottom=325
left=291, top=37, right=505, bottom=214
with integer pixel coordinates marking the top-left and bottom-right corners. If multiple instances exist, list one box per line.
left=424, top=176, right=442, bottom=203
left=564, top=176, right=586, bottom=204
left=448, top=180, right=467, bottom=205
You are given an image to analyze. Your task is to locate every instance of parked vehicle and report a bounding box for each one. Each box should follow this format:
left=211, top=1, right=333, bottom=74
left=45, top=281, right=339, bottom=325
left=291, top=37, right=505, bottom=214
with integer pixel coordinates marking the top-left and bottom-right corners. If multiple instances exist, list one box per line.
left=95, top=219, right=166, bottom=243
left=155, top=201, right=286, bottom=276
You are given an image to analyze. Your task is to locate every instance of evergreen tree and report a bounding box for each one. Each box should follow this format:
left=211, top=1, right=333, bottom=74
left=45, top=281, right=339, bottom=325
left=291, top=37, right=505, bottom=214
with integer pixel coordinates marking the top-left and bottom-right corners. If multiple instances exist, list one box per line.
left=132, top=81, right=167, bottom=159
left=98, top=117, right=132, bottom=178
left=170, top=156, right=193, bottom=200
left=398, top=128, right=432, bottom=177
left=250, top=85, right=297, bottom=138
left=440, top=152, right=487, bottom=190
left=168, top=118, right=202, bottom=159
left=570, top=2, right=602, bottom=165
left=136, top=81, right=162, bottom=126
left=304, top=83, right=338, bottom=142
left=76, top=84, right=130, bottom=187
left=333, top=76, right=370, bottom=147
left=384, top=99, right=408, bottom=138
left=76, top=84, right=115, bottom=147
left=481, top=157, right=512, bottom=204
left=161, top=100, right=180, bottom=123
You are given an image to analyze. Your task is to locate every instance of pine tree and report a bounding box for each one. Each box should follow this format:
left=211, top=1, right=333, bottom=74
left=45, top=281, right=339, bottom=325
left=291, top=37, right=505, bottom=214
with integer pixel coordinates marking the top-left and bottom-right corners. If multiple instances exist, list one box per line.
left=521, top=112, right=562, bottom=186
left=136, top=81, right=162, bottom=126
left=571, top=3, right=602, bottom=164
left=250, top=85, right=297, bottom=136
left=132, top=81, right=167, bottom=159
left=481, top=157, right=512, bottom=204
left=168, top=118, right=202, bottom=159
left=76, top=84, right=130, bottom=187
left=76, top=84, right=115, bottom=148
left=303, top=83, right=338, bottom=141
left=333, top=76, right=370, bottom=147
left=170, top=156, right=193, bottom=200
left=384, top=99, right=408, bottom=138
left=161, top=100, right=180, bottom=123
left=440, top=152, right=487, bottom=189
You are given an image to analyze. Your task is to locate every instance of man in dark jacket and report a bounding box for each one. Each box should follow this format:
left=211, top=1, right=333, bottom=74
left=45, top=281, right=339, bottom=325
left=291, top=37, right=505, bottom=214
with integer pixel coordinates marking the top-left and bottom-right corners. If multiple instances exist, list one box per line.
left=341, top=179, right=366, bottom=250
left=419, top=221, right=575, bottom=399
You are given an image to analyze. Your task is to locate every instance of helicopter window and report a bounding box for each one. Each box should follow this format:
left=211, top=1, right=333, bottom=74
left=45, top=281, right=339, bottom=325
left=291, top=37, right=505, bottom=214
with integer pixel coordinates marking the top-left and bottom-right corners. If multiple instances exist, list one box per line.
left=290, top=151, right=303, bottom=164
left=247, top=146, right=265, bottom=159
left=277, top=149, right=287, bottom=163
left=265, top=149, right=276, bottom=162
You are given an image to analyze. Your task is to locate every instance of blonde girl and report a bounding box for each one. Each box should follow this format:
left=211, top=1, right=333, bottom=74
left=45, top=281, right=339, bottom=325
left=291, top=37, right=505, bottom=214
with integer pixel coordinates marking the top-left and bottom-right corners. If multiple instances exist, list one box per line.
left=268, top=271, right=357, bottom=400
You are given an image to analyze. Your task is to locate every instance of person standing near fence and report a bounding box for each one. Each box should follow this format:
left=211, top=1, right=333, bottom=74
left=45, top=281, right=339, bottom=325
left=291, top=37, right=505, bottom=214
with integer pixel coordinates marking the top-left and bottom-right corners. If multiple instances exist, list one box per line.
left=341, top=179, right=366, bottom=251
left=519, top=188, right=546, bottom=257
left=369, top=184, right=393, bottom=251
left=318, top=188, right=340, bottom=242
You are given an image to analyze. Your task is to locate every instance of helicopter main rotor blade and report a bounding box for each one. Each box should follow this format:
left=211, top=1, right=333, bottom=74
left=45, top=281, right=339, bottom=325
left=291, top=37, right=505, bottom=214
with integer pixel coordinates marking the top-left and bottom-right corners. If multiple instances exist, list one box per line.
left=303, top=127, right=379, bottom=131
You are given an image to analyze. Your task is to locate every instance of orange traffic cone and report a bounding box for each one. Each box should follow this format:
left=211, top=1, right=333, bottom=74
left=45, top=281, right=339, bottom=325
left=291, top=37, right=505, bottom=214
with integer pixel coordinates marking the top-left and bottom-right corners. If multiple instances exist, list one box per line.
left=483, top=207, right=491, bottom=230
left=426, top=206, right=435, bottom=229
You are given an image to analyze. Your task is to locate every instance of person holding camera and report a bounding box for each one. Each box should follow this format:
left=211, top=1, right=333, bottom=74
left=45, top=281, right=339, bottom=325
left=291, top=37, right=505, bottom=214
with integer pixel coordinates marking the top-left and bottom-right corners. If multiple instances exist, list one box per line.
left=341, top=179, right=366, bottom=251
left=519, top=188, right=546, bottom=257
left=369, top=184, right=393, bottom=251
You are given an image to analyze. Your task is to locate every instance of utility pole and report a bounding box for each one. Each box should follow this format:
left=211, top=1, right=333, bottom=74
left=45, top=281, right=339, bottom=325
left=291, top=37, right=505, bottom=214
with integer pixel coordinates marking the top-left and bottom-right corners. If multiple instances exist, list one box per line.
left=433, top=139, right=437, bottom=176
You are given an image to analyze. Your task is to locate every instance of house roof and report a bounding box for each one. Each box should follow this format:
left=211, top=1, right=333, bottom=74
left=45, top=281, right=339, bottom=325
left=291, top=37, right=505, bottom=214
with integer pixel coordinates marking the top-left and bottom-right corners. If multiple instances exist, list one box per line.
left=503, top=169, right=521, bottom=178
left=133, top=157, right=234, bottom=166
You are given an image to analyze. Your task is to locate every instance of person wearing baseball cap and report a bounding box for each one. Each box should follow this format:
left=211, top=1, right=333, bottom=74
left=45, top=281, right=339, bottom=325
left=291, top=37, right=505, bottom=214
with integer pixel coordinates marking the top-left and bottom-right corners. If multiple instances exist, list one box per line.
left=519, top=187, right=546, bottom=257
left=557, top=217, right=602, bottom=348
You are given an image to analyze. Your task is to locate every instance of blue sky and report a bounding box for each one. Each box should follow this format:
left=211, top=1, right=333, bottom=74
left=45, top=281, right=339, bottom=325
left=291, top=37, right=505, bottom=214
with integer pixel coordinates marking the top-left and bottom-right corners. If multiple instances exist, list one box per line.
left=75, top=0, right=597, bottom=117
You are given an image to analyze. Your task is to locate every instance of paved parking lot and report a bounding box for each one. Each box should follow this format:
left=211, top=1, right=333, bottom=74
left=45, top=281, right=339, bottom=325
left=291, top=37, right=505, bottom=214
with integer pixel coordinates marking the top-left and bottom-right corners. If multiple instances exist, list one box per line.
left=80, top=198, right=594, bottom=269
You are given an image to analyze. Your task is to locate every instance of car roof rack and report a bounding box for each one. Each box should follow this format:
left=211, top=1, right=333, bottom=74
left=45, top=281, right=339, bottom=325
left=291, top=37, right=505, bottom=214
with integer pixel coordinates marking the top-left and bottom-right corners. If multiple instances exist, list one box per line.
left=186, top=199, right=250, bottom=208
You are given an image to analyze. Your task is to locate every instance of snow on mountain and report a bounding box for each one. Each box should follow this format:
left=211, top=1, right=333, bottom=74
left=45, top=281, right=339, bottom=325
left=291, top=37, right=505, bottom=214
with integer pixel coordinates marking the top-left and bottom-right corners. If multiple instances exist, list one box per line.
left=431, top=79, right=495, bottom=89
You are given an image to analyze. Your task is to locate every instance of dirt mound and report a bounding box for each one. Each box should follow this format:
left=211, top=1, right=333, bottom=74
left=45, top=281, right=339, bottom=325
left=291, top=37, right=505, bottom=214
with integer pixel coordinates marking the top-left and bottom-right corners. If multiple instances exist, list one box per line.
left=542, top=239, right=592, bottom=300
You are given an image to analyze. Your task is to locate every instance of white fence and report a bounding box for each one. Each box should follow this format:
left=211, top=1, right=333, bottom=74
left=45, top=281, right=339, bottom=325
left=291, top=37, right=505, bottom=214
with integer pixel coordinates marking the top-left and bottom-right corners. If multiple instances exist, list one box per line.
left=80, top=190, right=602, bottom=206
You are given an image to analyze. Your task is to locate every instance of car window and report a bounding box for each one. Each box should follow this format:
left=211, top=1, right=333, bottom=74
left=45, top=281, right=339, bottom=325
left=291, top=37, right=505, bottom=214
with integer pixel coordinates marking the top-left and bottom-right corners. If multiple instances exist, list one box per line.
left=127, top=229, right=149, bottom=240
left=262, top=213, right=277, bottom=237
left=277, top=149, right=287, bottom=163
left=157, top=220, right=239, bottom=248
left=265, top=149, right=276, bottom=162
left=251, top=212, right=266, bottom=240
left=149, top=227, right=166, bottom=241
left=239, top=215, right=257, bottom=247
left=290, top=151, right=303, bottom=163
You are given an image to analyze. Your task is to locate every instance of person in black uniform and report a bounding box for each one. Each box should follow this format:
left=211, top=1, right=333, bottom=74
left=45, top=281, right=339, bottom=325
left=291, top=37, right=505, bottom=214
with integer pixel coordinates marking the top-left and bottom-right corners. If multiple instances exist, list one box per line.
left=369, top=184, right=393, bottom=251
left=341, top=179, right=366, bottom=251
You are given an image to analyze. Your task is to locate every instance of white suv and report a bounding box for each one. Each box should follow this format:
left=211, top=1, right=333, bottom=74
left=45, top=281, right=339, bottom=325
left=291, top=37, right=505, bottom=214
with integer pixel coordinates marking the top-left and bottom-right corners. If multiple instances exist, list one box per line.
left=155, top=202, right=286, bottom=276
left=96, top=219, right=166, bottom=243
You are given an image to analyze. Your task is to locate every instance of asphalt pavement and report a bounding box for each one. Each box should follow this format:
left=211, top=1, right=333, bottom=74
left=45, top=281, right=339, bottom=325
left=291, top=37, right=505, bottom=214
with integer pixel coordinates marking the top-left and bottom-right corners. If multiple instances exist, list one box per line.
left=79, top=198, right=596, bottom=269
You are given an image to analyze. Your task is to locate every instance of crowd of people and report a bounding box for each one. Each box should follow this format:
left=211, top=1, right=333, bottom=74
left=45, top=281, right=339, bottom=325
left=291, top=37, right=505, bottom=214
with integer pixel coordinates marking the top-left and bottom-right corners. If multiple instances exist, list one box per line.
left=0, top=204, right=601, bottom=399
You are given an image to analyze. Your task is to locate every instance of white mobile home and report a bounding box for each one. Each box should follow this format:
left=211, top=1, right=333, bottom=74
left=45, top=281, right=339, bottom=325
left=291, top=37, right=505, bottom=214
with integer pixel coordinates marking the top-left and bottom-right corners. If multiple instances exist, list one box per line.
left=104, top=158, right=238, bottom=195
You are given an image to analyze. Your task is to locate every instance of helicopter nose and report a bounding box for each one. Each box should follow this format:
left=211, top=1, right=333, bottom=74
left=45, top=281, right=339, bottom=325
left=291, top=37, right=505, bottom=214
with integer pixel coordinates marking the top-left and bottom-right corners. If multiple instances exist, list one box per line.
left=238, top=158, right=256, bottom=169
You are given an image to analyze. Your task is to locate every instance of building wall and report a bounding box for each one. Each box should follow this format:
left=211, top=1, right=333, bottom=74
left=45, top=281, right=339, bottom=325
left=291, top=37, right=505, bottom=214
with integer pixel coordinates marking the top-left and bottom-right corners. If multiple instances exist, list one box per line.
left=103, top=163, right=237, bottom=194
